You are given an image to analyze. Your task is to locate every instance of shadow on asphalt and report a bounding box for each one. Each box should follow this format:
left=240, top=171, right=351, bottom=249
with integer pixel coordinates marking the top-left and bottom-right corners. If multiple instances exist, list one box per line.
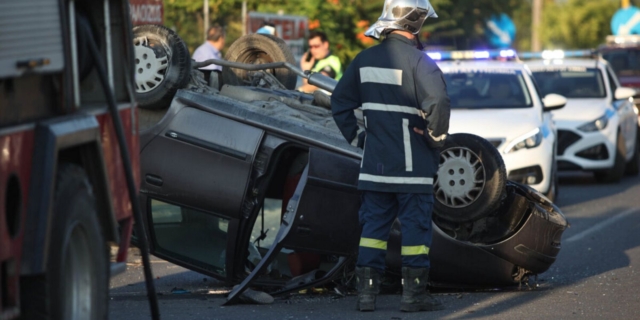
left=554, top=171, right=640, bottom=207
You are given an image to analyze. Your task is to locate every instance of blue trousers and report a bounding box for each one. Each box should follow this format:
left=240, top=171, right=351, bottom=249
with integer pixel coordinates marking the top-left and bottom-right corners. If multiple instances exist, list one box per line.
left=356, top=191, right=434, bottom=272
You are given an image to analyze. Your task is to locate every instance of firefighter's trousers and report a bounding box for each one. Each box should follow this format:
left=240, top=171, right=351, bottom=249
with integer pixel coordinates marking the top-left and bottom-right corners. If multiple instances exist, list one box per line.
left=356, top=191, right=434, bottom=272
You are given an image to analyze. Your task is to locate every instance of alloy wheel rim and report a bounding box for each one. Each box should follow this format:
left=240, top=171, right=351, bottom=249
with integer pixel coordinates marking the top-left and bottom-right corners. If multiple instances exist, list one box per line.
left=434, top=147, right=486, bottom=208
left=134, top=37, right=168, bottom=93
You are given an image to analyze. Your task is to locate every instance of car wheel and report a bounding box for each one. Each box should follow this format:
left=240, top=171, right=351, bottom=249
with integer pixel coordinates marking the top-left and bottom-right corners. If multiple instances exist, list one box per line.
left=20, top=163, right=108, bottom=319
left=544, top=172, right=559, bottom=202
left=433, top=133, right=507, bottom=223
left=594, top=131, right=626, bottom=183
left=222, top=34, right=297, bottom=90
left=133, top=24, right=191, bottom=110
left=544, top=155, right=559, bottom=202
left=624, top=134, right=639, bottom=176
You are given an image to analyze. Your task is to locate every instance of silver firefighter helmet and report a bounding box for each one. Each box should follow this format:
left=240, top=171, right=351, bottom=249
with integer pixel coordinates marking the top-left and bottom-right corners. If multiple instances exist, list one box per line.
left=365, top=0, right=437, bottom=40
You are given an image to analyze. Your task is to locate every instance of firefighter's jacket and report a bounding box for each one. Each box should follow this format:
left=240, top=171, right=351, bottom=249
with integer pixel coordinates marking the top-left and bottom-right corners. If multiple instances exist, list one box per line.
left=331, top=33, right=450, bottom=194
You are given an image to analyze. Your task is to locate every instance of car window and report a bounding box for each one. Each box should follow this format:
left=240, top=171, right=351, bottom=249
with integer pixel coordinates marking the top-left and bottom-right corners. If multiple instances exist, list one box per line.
left=601, top=49, right=640, bottom=76
left=527, top=73, right=546, bottom=107
left=251, top=198, right=282, bottom=249
left=150, top=199, right=230, bottom=275
left=531, top=68, right=606, bottom=98
left=443, top=71, right=533, bottom=109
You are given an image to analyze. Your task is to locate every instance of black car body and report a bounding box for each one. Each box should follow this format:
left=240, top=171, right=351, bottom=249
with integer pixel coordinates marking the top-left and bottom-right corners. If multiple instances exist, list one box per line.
left=134, top=30, right=568, bottom=304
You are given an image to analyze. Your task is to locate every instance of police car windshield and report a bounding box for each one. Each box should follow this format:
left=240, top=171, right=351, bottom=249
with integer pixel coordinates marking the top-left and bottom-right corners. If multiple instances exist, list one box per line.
left=601, top=49, right=640, bottom=76
left=531, top=68, right=606, bottom=98
left=443, top=71, right=532, bottom=109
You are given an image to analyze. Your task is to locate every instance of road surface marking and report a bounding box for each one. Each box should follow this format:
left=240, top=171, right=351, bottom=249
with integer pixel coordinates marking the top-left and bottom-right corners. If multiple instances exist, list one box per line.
left=565, top=207, right=639, bottom=243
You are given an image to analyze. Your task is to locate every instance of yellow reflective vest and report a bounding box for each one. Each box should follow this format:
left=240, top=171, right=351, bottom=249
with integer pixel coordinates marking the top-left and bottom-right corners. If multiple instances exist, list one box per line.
left=311, top=54, right=343, bottom=80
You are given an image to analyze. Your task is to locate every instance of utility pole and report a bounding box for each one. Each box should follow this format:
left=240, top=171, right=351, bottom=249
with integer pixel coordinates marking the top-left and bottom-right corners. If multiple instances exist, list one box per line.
left=242, top=1, right=247, bottom=36
left=204, top=0, right=209, bottom=43
left=532, top=0, right=542, bottom=51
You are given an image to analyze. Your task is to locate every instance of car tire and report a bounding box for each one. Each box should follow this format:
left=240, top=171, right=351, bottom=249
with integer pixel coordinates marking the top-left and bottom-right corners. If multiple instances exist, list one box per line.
left=433, top=133, right=507, bottom=223
left=133, top=24, right=191, bottom=110
left=544, top=154, right=559, bottom=202
left=624, top=135, right=639, bottom=176
left=544, top=172, right=559, bottom=202
left=594, top=131, right=626, bottom=183
left=20, top=163, right=108, bottom=319
left=222, top=34, right=297, bottom=90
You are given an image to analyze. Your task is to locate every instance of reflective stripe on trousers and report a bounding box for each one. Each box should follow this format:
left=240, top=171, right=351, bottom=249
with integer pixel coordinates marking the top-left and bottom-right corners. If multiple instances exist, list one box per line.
left=357, top=191, right=434, bottom=271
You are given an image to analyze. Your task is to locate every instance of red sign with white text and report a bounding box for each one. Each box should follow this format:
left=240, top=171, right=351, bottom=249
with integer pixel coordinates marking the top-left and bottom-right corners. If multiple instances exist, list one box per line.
left=129, top=0, right=163, bottom=26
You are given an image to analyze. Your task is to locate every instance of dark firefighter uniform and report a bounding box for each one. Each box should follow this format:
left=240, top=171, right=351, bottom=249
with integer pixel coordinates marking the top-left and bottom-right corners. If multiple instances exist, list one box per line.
left=331, top=33, right=450, bottom=272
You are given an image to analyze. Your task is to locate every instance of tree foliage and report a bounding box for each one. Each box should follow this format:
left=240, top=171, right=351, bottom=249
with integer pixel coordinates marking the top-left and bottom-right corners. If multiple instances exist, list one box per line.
left=540, top=0, right=619, bottom=49
left=161, top=0, right=629, bottom=66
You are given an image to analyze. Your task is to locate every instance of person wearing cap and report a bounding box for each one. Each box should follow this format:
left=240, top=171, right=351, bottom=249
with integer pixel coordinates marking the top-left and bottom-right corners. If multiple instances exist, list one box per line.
left=298, top=30, right=343, bottom=93
left=256, top=21, right=278, bottom=37
left=331, top=0, right=450, bottom=313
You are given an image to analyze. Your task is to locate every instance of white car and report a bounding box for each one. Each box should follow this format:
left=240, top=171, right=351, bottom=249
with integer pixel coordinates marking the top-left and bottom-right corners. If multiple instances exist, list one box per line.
left=527, top=57, right=639, bottom=183
left=433, top=53, right=565, bottom=200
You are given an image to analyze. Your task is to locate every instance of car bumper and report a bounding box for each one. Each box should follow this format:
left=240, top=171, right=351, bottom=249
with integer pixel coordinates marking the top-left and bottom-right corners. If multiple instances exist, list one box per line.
left=429, top=182, right=567, bottom=287
left=502, top=138, right=554, bottom=194
left=556, top=121, right=618, bottom=171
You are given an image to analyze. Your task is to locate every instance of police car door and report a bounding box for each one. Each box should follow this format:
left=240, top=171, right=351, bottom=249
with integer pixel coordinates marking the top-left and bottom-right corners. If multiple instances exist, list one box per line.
left=606, top=65, right=638, bottom=158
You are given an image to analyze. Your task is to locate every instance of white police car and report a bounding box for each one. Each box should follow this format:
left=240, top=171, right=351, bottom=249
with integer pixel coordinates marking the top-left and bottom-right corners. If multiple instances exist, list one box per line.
left=525, top=51, right=639, bottom=183
left=427, top=50, right=565, bottom=200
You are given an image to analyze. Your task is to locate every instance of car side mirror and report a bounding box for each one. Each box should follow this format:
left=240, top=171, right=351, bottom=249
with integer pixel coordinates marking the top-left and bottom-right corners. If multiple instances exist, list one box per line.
left=615, top=87, right=637, bottom=100
left=542, top=93, right=567, bottom=111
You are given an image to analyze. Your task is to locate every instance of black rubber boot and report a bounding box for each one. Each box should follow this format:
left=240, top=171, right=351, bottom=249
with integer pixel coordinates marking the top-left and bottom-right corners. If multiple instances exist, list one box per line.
left=355, top=267, right=380, bottom=312
left=400, top=267, right=444, bottom=312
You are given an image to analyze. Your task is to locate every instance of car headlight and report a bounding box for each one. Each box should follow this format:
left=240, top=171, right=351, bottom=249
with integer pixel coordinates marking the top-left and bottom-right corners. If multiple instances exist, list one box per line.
left=505, top=128, right=543, bottom=153
left=577, top=110, right=614, bottom=132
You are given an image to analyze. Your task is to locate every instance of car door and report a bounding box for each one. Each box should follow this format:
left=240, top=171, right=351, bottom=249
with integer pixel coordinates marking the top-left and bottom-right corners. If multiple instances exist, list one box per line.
left=139, top=100, right=264, bottom=278
left=225, top=147, right=362, bottom=304
left=606, top=66, right=637, bottom=157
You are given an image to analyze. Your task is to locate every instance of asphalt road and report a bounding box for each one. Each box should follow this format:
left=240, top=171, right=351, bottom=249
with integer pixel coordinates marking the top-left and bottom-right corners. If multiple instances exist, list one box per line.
left=109, top=171, right=640, bottom=320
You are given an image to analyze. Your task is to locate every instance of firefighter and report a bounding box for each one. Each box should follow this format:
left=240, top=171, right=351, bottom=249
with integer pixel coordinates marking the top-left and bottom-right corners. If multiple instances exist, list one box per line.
left=331, top=0, right=450, bottom=313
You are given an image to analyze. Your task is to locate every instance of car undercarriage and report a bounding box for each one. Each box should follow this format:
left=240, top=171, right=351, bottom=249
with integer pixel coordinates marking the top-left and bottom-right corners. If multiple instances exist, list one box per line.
left=133, top=27, right=568, bottom=304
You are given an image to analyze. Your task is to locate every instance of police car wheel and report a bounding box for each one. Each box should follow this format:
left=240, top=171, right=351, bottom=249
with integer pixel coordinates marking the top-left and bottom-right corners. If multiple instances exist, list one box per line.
left=625, top=134, right=640, bottom=176
left=544, top=153, right=559, bottom=202
left=133, top=25, right=191, bottom=110
left=594, top=131, right=626, bottom=183
left=222, top=34, right=297, bottom=90
left=433, top=133, right=507, bottom=223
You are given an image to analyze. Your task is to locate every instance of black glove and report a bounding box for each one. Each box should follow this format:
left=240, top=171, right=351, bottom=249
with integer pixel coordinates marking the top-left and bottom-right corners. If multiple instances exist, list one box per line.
left=356, top=131, right=366, bottom=149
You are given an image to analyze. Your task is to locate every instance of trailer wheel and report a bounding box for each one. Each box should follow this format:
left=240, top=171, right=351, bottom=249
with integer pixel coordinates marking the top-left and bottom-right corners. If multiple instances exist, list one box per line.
left=222, top=34, right=298, bottom=90
left=433, top=133, right=507, bottom=223
left=22, top=163, right=108, bottom=319
left=133, top=24, right=191, bottom=110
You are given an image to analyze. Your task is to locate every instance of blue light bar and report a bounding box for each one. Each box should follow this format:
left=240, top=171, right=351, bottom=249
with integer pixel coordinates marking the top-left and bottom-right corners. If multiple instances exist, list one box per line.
left=425, top=49, right=517, bottom=61
left=426, top=52, right=442, bottom=60
left=519, top=49, right=596, bottom=60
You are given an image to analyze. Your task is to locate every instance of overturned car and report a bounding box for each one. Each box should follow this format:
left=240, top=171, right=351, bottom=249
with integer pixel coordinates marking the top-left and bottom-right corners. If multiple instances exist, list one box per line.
left=132, top=25, right=568, bottom=304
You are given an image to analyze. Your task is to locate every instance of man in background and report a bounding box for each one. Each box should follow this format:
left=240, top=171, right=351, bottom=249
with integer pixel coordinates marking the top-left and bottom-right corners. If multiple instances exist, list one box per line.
left=192, top=24, right=226, bottom=73
left=298, top=30, right=342, bottom=93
